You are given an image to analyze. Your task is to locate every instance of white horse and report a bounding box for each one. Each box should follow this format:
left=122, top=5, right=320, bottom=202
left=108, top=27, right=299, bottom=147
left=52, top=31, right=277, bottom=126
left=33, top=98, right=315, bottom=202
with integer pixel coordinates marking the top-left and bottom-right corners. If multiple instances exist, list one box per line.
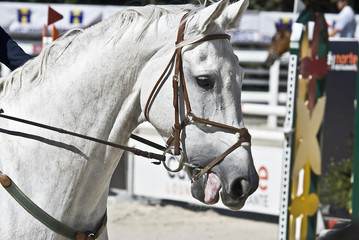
left=0, top=0, right=258, bottom=239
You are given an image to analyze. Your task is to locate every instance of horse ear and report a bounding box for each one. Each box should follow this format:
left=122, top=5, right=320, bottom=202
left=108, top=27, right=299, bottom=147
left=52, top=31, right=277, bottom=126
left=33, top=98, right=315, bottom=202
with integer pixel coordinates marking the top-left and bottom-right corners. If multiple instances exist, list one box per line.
left=217, top=0, right=249, bottom=30
left=198, top=0, right=229, bottom=33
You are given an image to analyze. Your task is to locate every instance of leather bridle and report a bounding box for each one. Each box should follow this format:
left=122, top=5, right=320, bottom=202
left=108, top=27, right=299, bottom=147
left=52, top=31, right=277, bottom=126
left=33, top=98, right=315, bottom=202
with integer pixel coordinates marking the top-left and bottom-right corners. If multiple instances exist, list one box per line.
left=144, top=14, right=251, bottom=182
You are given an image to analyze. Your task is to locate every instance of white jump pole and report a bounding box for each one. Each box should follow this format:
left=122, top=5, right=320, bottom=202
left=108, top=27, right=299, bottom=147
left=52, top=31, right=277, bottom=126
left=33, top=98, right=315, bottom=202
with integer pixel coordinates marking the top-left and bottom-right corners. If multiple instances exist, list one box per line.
left=268, top=59, right=280, bottom=128
left=242, top=103, right=286, bottom=117
left=278, top=54, right=297, bottom=240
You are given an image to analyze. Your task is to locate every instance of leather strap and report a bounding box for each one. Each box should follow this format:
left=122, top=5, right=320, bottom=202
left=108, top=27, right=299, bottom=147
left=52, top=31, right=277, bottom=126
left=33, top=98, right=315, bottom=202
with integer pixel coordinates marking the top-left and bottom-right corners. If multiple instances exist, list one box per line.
left=187, top=34, right=231, bottom=45
left=144, top=50, right=177, bottom=121
left=172, top=13, right=189, bottom=155
left=0, top=112, right=166, bottom=163
left=0, top=171, right=107, bottom=239
left=191, top=128, right=251, bottom=182
left=190, top=114, right=246, bottom=133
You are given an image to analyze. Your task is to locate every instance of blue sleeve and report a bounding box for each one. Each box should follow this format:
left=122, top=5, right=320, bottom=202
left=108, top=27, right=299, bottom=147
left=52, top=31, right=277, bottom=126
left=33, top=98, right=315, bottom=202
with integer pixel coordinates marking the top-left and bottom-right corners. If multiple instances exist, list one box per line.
left=0, top=26, right=31, bottom=71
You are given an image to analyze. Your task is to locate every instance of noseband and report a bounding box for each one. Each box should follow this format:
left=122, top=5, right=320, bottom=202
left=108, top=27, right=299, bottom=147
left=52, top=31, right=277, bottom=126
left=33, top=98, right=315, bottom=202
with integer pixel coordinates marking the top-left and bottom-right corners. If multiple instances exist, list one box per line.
left=144, top=14, right=251, bottom=182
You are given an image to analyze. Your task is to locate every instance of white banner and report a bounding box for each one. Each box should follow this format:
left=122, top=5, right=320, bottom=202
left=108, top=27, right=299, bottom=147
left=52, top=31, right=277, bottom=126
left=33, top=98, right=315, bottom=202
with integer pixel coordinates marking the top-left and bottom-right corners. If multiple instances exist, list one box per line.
left=131, top=125, right=283, bottom=216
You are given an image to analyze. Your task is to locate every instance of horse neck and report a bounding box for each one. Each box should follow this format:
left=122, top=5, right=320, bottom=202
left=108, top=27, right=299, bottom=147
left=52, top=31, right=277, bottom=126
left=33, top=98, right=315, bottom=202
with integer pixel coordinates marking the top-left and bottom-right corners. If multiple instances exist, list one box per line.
left=0, top=17, right=174, bottom=232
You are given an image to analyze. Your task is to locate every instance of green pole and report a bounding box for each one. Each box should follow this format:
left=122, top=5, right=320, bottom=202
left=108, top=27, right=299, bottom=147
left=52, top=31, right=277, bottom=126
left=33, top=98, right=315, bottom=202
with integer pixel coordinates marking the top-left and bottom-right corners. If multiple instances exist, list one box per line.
left=307, top=13, right=328, bottom=240
left=351, top=43, right=359, bottom=222
left=294, top=12, right=328, bottom=240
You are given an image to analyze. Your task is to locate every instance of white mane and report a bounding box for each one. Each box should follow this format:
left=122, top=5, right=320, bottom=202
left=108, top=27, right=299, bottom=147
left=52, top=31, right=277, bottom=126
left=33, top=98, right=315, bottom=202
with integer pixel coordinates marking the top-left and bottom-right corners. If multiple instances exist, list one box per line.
left=108, top=4, right=200, bottom=43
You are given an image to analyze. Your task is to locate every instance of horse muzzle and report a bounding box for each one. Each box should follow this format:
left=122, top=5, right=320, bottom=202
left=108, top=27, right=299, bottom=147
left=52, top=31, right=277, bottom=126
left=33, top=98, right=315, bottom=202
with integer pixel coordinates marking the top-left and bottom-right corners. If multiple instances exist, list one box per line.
left=188, top=150, right=259, bottom=210
left=220, top=174, right=259, bottom=210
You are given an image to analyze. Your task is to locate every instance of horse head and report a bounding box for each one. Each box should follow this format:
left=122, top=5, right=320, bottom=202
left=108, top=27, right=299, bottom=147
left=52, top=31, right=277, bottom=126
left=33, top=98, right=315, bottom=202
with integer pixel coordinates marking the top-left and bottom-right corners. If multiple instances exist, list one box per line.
left=140, top=0, right=258, bottom=210
left=265, top=18, right=292, bottom=67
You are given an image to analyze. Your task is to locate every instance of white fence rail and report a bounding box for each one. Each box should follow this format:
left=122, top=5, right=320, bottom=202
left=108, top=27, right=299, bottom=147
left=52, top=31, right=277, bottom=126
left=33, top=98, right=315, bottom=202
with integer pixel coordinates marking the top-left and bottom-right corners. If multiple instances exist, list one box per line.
left=234, top=49, right=288, bottom=128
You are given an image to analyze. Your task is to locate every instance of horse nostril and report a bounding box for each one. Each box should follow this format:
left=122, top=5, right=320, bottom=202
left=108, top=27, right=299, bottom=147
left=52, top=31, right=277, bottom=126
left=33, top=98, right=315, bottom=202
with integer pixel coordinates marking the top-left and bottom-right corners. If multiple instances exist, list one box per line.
left=230, top=178, right=245, bottom=198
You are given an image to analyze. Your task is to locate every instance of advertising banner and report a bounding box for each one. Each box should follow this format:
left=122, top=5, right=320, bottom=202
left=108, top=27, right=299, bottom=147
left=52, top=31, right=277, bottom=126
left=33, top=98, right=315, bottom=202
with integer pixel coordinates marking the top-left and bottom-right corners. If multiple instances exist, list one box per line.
left=322, top=40, right=358, bottom=175
left=0, top=2, right=124, bottom=35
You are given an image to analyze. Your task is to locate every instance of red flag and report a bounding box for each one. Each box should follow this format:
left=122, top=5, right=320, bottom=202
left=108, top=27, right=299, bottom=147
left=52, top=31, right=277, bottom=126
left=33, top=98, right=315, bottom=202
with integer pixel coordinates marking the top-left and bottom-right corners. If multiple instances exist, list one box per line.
left=47, top=6, right=63, bottom=26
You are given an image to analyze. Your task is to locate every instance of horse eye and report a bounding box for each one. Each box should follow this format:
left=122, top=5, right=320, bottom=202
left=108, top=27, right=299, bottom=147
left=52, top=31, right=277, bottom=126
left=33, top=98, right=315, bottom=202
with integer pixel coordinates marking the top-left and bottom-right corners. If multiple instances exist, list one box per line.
left=195, top=76, right=214, bottom=89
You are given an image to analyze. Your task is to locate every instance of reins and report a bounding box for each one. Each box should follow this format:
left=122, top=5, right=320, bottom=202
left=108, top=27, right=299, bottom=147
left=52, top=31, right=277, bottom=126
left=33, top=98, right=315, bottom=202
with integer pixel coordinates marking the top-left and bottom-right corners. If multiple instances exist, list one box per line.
left=0, top=109, right=166, bottom=163
left=0, top=109, right=171, bottom=240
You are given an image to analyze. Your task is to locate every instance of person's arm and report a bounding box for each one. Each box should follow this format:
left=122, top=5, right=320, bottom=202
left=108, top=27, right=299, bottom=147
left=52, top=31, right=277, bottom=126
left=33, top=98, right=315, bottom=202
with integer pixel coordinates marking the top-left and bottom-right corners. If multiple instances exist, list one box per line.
left=0, top=27, right=31, bottom=71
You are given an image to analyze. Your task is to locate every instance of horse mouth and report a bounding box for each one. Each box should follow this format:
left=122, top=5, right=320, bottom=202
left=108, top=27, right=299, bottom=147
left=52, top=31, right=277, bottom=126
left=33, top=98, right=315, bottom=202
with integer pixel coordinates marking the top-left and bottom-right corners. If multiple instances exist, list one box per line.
left=191, top=170, right=252, bottom=210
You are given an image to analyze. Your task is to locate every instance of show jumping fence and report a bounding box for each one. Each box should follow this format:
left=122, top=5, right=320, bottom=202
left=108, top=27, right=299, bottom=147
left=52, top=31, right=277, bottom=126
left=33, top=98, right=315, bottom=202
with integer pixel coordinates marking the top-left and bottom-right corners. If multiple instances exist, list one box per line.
left=279, top=12, right=359, bottom=240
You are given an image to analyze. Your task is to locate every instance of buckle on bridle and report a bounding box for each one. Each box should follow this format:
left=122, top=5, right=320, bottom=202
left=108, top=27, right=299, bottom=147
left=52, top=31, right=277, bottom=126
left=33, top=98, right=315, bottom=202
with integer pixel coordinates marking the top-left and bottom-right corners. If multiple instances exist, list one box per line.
left=186, top=113, right=196, bottom=124
left=162, top=146, right=185, bottom=172
left=235, top=132, right=251, bottom=147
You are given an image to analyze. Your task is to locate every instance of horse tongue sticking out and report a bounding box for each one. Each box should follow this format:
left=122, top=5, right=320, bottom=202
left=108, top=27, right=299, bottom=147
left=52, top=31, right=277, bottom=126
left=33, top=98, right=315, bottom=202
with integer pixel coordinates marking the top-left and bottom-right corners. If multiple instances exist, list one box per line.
left=204, top=172, right=222, bottom=204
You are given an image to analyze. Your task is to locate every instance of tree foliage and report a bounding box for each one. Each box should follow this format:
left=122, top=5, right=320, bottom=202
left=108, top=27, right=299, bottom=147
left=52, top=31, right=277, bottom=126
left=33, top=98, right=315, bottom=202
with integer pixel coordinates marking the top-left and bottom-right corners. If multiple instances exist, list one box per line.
left=319, top=158, right=353, bottom=212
